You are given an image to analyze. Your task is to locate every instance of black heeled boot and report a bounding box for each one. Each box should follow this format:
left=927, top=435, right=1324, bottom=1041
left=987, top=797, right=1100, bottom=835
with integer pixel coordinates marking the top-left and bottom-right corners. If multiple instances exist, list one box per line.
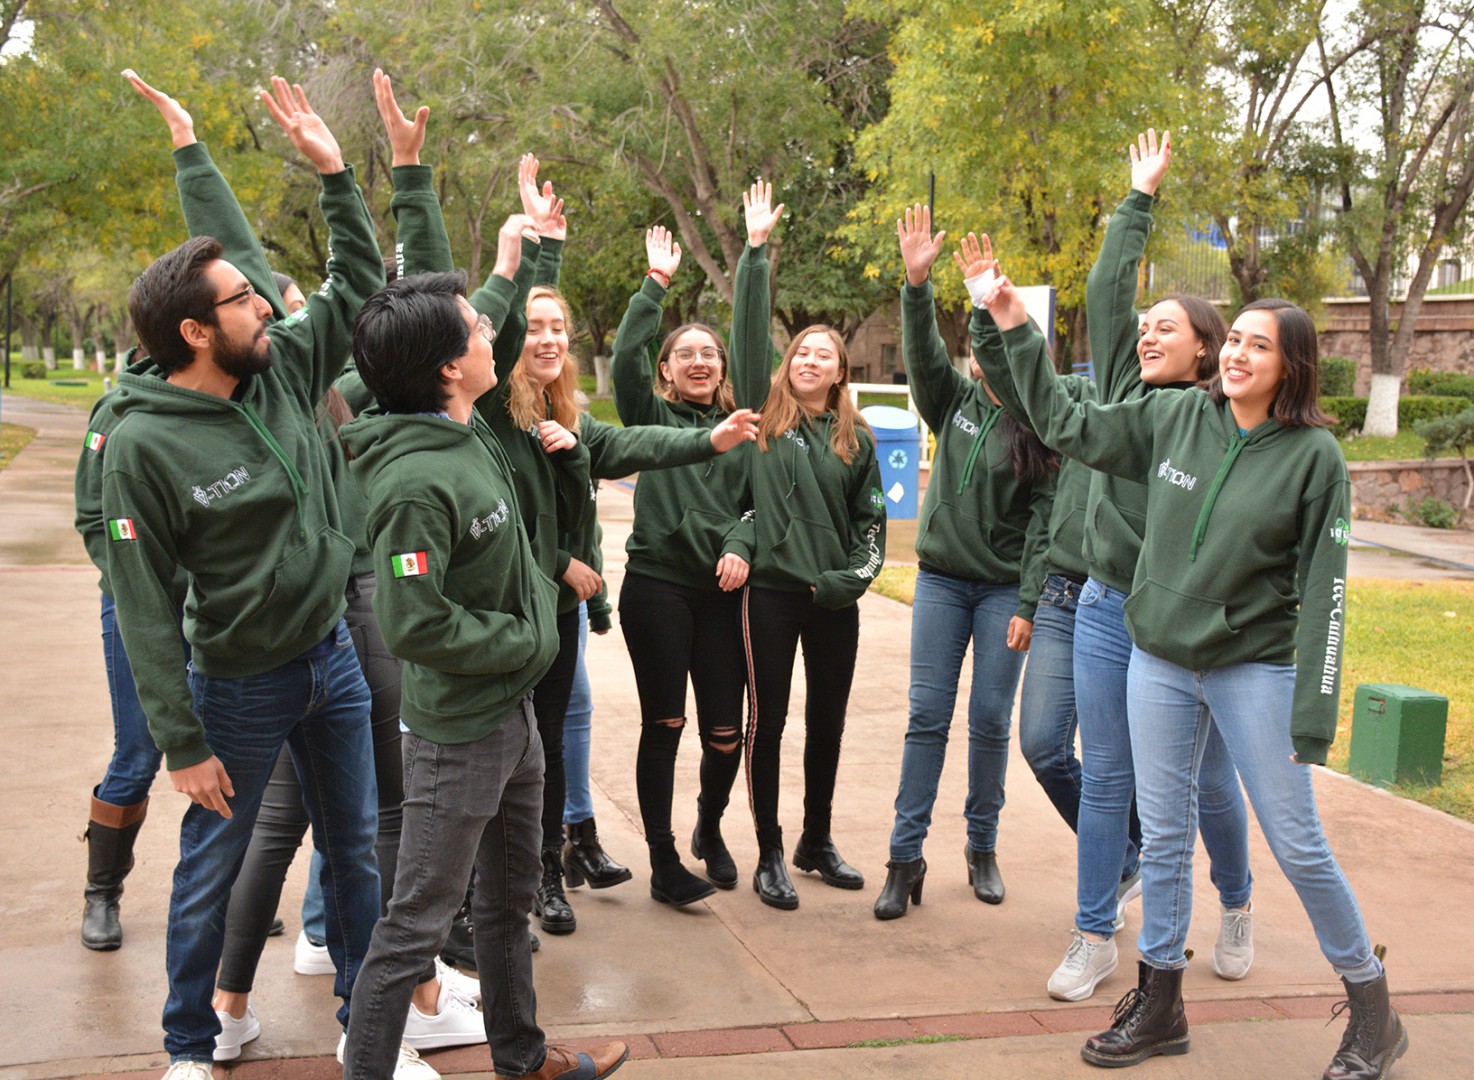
left=873, top=858, right=927, bottom=920
left=1323, top=947, right=1408, bottom=1080
left=563, top=817, right=632, bottom=890
left=965, top=845, right=1005, bottom=904
left=81, top=795, right=148, bottom=951
left=792, top=834, right=864, bottom=889
left=690, top=798, right=738, bottom=889
left=649, top=842, right=716, bottom=907
left=534, top=845, right=577, bottom=934
left=1081, top=961, right=1190, bottom=1067
left=753, top=847, right=799, bottom=910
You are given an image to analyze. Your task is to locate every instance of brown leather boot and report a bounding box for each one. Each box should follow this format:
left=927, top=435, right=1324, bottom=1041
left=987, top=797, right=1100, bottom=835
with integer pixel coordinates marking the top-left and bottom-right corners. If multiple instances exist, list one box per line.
left=1323, top=948, right=1409, bottom=1080
left=496, top=1041, right=629, bottom=1079
left=1081, top=960, right=1190, bottom=1067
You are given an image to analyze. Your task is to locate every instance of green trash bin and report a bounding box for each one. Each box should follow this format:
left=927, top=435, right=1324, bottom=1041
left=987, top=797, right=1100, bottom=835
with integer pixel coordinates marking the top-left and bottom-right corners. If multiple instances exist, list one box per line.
left=1347, top=683, right=1448, bottom=788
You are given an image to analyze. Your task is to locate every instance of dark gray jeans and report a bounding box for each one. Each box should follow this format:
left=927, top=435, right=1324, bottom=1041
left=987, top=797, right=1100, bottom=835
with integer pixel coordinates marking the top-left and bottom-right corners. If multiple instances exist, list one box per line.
left=343, top=698, right=547, bottom=1078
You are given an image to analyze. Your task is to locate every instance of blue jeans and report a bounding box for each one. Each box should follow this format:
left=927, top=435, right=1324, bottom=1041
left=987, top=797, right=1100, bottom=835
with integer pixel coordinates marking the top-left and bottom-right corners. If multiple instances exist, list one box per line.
left=562, top=602, right=594, bottom=823
left=1127, top=648, right=1379, bottom=981
left=344, top=700, right=546, bottom=1079
left=1016, top=575, right=1082, bottom=831
left=96, top=592, right=173, bottom=806
left=889, top=570, right=1025, bottom=860
left=165, top=620, right=380, bottom=1063
left=1073, top=578, right=1251, bottom=937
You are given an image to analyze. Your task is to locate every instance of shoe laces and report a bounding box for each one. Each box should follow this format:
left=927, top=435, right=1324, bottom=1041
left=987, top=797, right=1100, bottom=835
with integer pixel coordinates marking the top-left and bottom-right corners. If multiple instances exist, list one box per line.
left=1059, top=929, right=1096, bottom=975
left=1108, top=986, right=1146, bottom=1030
left=1327, top=996, right=1376, bottom=1056
left=1221, top=907, right=1251, bottom=945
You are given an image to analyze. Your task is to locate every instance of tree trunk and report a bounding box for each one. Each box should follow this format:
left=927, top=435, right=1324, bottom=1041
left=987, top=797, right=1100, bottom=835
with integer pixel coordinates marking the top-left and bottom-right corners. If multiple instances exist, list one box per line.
left=1364, top=373, right=1401, bottom=438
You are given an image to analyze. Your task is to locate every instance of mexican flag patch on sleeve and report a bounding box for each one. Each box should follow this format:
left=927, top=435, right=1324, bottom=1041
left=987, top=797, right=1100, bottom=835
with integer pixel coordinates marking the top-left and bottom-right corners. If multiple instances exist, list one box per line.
left=392, top=551, right=428, bottom=578
left=85, top=431, right=107, bottom=451
left=108, top=518, right=137, bottom=541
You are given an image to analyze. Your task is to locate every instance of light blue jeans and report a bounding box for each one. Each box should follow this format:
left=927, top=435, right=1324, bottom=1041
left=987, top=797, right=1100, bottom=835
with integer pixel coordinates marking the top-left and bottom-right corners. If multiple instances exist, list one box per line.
left=1073, top=578, right=1252, bottom=937
left=1016, top=575, right=1083, bottom=831
left=889, top=570, right=1025, bottom=860
left=1126, top=647, right=1379, bottom=981
left=562, top=602, right=595, bottom=823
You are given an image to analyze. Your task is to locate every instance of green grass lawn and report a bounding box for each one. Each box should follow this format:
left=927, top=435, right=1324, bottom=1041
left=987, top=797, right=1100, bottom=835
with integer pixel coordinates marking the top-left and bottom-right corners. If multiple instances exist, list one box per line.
left=5, top=367, right=112, bottom=409
left=1337, top=431, right=1428, bottom=461
left=868, top=568, right=1474, bottom=823
left=0, top=422, right=38, bottom=472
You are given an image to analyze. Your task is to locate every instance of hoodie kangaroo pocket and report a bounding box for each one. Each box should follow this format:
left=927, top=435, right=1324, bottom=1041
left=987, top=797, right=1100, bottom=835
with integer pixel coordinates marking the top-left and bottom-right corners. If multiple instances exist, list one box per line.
left=670, top=507, right=733, bottom=567
left=1123, top=578, right=1238, bottom=665
left=238, top=526, right=356, bottom=651
left=769, top=514, right=846, bottom=581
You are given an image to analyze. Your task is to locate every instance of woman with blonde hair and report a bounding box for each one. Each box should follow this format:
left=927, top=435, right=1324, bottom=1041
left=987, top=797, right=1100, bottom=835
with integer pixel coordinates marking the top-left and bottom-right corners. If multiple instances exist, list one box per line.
left=743, top=322, right=886, bottom=909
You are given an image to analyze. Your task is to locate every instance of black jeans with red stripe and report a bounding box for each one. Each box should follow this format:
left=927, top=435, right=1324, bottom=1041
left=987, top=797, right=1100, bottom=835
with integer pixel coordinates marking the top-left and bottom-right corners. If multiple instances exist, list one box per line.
left=741, top=585, right=860, bottom=852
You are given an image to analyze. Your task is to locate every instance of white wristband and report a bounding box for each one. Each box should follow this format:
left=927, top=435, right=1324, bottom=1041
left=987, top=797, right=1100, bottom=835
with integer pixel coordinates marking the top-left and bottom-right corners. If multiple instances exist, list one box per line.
left=964, top=269, right=999, bottom=309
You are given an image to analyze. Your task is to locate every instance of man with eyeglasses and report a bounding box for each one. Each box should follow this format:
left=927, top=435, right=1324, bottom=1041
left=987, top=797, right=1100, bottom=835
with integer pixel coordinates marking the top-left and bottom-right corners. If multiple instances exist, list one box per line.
left=98, top=75, right=387, bottom=1080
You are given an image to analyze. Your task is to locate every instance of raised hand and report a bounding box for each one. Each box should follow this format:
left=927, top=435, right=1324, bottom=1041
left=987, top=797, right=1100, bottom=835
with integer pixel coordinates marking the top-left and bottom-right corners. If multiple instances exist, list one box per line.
left=123, top=69, right=196, bottom=149
left=897, top=203, right=947, bottom=287
left=1129, top=127, right=1171, bottom=197
left=743, top=178, right=786, bottom=247
left=373, top=68, right=428, bottom=168
left=952, top=232, right=1000, bottom=305
left=709, top=407, right=761, bottom=453
left=492, top=212, right=537, bottom=279
left=518, top=154, right=566, bottom=240
left=982, top=273, right=1029, bottom=332
left=645, top=225, right=682, bottom=283
left=261, top=76, right=345, bottom=175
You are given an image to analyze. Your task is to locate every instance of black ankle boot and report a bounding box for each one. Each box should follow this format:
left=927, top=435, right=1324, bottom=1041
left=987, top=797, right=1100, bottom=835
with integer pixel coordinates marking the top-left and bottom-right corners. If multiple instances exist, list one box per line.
left=873, top=858, right=927, bottom=920
left=1081, top=961, right=1190, bottom=1067
left=81, top=795, right=147, bottom=951
left=691, top=799, right=738, bottom=889
left=753, top=847, right=798, bottom=910
left=563, top=817, right=632, bottom=890
left=792, top=834, right=864, bottom=889
left=1323, top=949, right=1408, bottom=1080
left=441, top=894, right=477, bottom=971
left=965, top=845, right=1004, bottom=904
left=649, top=842, right=716, bottom=907
left=534, top=846, right=576, bottom=934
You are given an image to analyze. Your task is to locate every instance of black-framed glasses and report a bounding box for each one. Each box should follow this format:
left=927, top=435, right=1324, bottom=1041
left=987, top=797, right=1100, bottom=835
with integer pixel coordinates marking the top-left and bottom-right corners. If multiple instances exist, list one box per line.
left=474, top=313, right=496, bottom=343
left=211, top=283, right=259, bottom=309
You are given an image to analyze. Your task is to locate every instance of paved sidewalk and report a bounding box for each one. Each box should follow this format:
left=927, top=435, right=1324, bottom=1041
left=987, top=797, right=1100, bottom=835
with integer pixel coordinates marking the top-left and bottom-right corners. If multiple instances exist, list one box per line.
left=1, top=396, right=1471, bottom=1080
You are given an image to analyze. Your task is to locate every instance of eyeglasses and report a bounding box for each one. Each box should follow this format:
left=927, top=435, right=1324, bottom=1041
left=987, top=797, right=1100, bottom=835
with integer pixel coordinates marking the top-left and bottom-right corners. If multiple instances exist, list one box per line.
left=474, top=313, right=496, bottom=343
left=211, top=283, right=259, bottom=309
left=670, top=347, right=721, bottom=363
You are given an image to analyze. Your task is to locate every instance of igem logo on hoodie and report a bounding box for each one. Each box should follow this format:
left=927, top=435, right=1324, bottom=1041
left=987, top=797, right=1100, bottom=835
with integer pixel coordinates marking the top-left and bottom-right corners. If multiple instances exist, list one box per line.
left=1330, top=517, right=1351, bottom=546
left=190, top=466, right=253, bottom=507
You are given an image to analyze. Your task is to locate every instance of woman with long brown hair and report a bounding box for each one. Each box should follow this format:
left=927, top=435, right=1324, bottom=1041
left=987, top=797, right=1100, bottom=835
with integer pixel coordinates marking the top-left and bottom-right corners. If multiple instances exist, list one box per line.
left=743, top=323, right=886, bottom=910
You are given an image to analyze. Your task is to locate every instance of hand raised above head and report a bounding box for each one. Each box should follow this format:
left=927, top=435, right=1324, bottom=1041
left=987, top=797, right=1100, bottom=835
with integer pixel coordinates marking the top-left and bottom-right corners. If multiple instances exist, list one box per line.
left=743, top=178, right=786, bottom=247
left=897, top=203, right=946, bottom=287
left=123, top=69, right=196, bottom=149
left=952, top=232, right=1000, bottom=307
left=1129, top=127, right=1171, bottom=197
left=373, top=67, right=429, bottom=168
left=645, top=225, right=682, bottom=282
left=492, top=212, right=537, bottom=279
left=519, top=155, right=566, bottom=239
left=261, top=75, right=345, bottom=175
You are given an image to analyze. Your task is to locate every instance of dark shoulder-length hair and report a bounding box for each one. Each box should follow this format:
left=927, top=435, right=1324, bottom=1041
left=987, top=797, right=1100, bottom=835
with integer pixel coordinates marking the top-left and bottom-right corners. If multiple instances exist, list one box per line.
left=1152, top=294, right=1227, bottom=384
left=1208, top=298, right=1334, bottom=428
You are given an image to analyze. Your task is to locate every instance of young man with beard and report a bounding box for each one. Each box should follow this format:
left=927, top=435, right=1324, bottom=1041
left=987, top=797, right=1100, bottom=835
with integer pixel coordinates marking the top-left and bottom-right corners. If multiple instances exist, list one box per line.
left=101, top=77, right=387, bottom=1080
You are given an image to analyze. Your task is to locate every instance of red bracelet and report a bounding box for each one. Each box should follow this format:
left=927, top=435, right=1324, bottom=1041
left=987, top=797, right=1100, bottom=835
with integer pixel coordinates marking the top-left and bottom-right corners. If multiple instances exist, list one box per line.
left=647, top=268, right=671, bottom=287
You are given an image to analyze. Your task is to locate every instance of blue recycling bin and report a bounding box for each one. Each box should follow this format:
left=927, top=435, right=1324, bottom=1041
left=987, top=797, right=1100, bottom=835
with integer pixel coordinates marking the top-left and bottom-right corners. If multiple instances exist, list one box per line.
left=862, top=404, right=920, bottom=519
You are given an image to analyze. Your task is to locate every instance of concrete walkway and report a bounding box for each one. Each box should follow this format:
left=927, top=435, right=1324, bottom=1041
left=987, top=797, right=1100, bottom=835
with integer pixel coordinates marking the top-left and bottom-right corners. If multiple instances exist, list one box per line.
left=1, top=395, right=1471, bottom=1080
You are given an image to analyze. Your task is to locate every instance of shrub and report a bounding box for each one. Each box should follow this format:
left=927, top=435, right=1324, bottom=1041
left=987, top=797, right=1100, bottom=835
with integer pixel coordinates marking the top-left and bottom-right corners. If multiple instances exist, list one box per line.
left=1320, top=356, right=1357, bottom=397
left=1402, top=496, right=1458, bottom=529
left=1407, top=368, right=1474, bottom=401
left=1322, top=395, right=1469, bottom=438
left=21, top=361, right=46, bottom=379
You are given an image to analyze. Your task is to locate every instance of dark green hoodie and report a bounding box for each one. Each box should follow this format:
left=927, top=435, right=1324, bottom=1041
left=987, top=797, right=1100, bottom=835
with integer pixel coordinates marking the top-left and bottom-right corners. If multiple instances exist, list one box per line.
left=102, top=163, right=384, bottom=771
left=998, top=323, right=1351, bottom=764
left=341, top=410, right=559, bottom=741
left=903, top=280, right=1054, bottom=620
left=749, top=413, right=887, bottom=609
left=610, top=245, right=772, bottom=590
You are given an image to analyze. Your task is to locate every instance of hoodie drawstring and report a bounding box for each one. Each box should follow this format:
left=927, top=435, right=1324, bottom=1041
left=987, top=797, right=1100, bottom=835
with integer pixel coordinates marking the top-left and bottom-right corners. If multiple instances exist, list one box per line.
left=1189, top=434, right=1249, bottom=563
left=956, top=406, right=1002, bottom=495
left=240, top=401, right=309, bottom=539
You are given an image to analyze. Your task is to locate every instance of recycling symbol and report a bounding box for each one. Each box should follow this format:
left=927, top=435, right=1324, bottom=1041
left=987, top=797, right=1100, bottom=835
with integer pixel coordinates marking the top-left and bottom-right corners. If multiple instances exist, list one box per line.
left=888, top=448, right=909, bottom=469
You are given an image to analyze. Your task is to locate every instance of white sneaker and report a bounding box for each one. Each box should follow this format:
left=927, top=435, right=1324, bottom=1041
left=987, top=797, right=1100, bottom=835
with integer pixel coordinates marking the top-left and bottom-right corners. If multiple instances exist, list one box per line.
left=161, top=1063, right=214, bottom=1080
left=1212, top=902, right=1254, bottom=980
left=1047, top=927, right=1119, bottom=1002
left=403, top=976, right=485, bottom=1049
left=1113, top=869, right=1143, bottom=932
left=293, top=928, right=335, bottom=975
left=435, top=955, right=482, bottom=1004
left=337, top=1033, right=442, bottom=1080
left=212, top=1001, right=261, bottom=1061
